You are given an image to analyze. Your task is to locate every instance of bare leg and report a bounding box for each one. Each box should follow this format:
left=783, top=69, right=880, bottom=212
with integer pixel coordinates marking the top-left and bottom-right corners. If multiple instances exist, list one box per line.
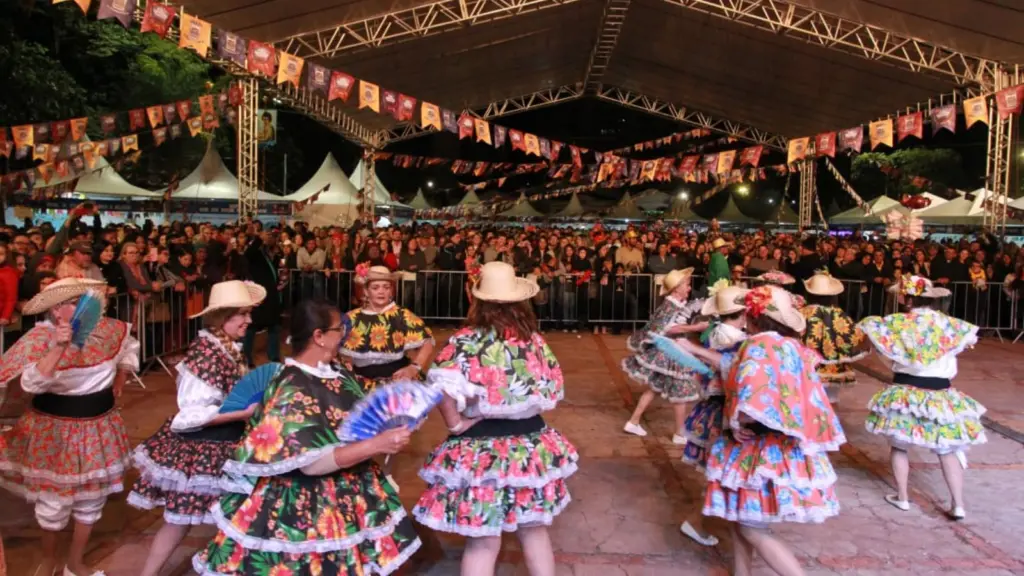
left=627, top=390, right=656, bottom=426
left=730, top=524, right=754, bottom=576
left=36, top=530, right=58, bottom=576
left=460, top=536, right=502, bottom=576
left=517, top=525, right=555, bottom=576
left=938, top=452, right=965, bottom=510
left=65, top=521, right=97, bottom=576
left=890, top=447, right=910, bottom=502
left=672, top=403, right=688, bottom=436
left=140, top=523, right=191, bottom=576
left=739, top=525, right=805, bottom=576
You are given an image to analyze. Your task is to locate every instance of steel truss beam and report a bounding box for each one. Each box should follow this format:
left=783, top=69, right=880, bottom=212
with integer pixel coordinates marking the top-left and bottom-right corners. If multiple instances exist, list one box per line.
left=595, top=85, right=788, bottom=150
left=660, top=0, right=1000, bottom=91
left=277, top=0, right=578, bottom=59
left=798, top=157, right=815, bottom=230
left=380, top=84, right=585, bottom=144
left=275, top=83, right=381, bottom=148
left=582, top=0, right=632, bottom=91
left=983, top=68, right=1021, bottom=236
left=237, top=79, right=260, bottom=220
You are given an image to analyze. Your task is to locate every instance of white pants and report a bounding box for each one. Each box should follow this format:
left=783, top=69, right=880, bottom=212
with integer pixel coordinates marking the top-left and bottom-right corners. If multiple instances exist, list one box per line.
left=35, top=494, right=107, bottom=531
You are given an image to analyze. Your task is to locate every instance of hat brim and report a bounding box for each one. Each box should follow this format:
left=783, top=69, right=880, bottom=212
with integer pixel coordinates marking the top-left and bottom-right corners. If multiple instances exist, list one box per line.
left=768, top=307, right=807, bottom=334
left=803, top=278, right=845, bottom=296
left=189, top=283, right=268, bottom=319
left=358, top=272, right=402, bottom=284
left=22, top=280, right=106, bottom=316
left=701, top=299, right=747, bottom=317
left=659, top=268, right=695, bottom=296
left=886, top=284, right=951, bottom=298
left=473, top=277, right=539, bottom=303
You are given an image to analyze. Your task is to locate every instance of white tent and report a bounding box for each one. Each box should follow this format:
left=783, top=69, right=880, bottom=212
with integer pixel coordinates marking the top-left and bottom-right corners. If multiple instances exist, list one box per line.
left=407, top=189, right=432, bottom=210
left=74, top=160, right=164, bottom=198
left=666, top=197, right=704, bottom=221
left=718, top=193, right=757, bottom=224
left=350, top=159, right=410, bottom=208
left=829, top=196, right=907, bottom=225
left=283, top=154, right=363, bottom=227
left=556, top=192, right=587, bottom=217
left=458, top=189, right=482, bottom=206
left=500, top=193, right=544, bottom=217
left=635, top=189, right=672, bottom=211
left=770, top=202, right=799, bottom=224
left=1009, top=196, right=1024, bottom=210
left=609, top=192, right=645, bottom=219
left=914, top=195, right=978, bottom=225
left=169, top=142, right=282, bottom=202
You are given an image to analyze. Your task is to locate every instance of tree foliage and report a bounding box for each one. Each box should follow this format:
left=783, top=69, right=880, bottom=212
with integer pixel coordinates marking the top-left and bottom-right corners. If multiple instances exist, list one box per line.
left=851, top=148, right=967, bottom=198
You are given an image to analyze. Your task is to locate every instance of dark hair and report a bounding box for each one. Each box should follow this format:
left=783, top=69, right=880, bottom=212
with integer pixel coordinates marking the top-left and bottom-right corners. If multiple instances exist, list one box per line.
left=720, top=309, right=745, bottom=322
left=290, top=299, right=341, bottom=353
left=805, top=293, right=838, bottom=307
left=899, top=294, right=938, bottom=313
left=466, top=299, right=538, bottom=341
left=749, top=314, right=800, bottom=338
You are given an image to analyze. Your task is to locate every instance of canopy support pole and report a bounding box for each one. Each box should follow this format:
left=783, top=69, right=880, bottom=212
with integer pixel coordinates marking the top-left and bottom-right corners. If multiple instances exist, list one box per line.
left=361, top=149, right=376, bottom=225
left=237, top=78, right=260, bottom=221
left=984, top=66, right=1020, bottom=238
left=798, top=158, right=815, bottom=230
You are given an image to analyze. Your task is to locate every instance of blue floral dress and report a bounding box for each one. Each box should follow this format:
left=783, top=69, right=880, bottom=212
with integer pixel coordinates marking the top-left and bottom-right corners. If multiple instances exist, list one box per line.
left=622, top=296, right=704, bottom=402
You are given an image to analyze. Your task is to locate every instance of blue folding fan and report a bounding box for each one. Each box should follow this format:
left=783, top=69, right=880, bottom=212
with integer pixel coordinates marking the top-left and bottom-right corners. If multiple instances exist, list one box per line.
left=337, top=381, right=443, bottom=443
left=651, top=334, right=715, bottom=377
left=70, top=290, right=106, bottom=348
left=219, top=362, right=284, bottom=413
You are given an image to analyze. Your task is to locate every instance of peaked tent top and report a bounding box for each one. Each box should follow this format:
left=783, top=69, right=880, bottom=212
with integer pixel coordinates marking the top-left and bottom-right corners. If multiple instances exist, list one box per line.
left=717, top=192, right=756, bottom=223
left=458, top=189, right=482, bottom=205
left=556, top=192, right=587, bottom=217
left=350, top=159, right=410, bottom=208
left=666, top=197, right=704, bottom=221
left=283, top=154, right=361, bottom=205
left=169, top=143, right=282, bottom=202
left=609, top=192, right=645, bottom=219
left=74, top=149, right=162, bottom=198
left=407, top=189, right=432, bottom=210
left=830, top=196, right=907, bottom=224
left=915, top=195, right=979, bottom=225
left=500, top=193, right=544, bottom=217
left=770, top=202, right=799, bottom=224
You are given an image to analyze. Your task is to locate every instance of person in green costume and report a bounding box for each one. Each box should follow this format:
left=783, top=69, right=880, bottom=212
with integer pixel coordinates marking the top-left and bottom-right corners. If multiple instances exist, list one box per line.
left=707, top=237, right=732, bottom=287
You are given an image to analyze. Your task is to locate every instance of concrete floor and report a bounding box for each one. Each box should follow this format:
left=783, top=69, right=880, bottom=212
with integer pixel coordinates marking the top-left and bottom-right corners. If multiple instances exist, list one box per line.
left=2, top=332, right=1023, bottom=575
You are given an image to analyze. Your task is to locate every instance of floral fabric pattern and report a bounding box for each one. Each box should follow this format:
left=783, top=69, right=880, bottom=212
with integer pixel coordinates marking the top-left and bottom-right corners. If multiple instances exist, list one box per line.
left=859, top=309, right=978, bottom=368
left=801, top=305, right=865, bottom=385
left=194, top=364, right=420, bottom=575
left=621, top=298, right=704, bottom=402
left=341, top=306, right=433, bottom=365
left=182, top=334, right=244, bottom=395
left=681, top=397, right=724, bottom=470
left=866, top=385, right=987, bottom=450
left=0, top=318, right=129, bottom=385
left=626, top=296, right=688, bottom=352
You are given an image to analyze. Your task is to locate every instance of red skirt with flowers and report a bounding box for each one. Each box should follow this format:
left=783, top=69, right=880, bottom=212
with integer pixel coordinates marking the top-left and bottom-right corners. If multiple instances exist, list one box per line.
left=0, top=409, right=130, bottom=503
left=413, top=424, right=578, bottom=537
left=128, top=420, right=247, bottom=525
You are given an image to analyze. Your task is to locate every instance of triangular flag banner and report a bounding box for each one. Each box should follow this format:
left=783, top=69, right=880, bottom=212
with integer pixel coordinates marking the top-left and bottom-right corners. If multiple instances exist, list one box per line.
left=129, top=109, right=146, bottom=131
left=382, top=90, right=400, bottom=119
left=896, top=112, right=923, bottom=142
left=963, top=96, right=988, bottom=128
left=217, top=31, right=247, bottom=67
left=199, top=94, right=215, bottom=116
left=146, top=105, right=164, bottom=128
left=97, top=0, right=136, bottom=28
left=51, top=120, right=70, bottom=143
left=277, top=52, right=304, bottom=88
left=814, top=132, right=836, bottom=157
left=34, top=124, right=51, bottom=144
left=11, top=125, right=33, bottom=149
left=328, top=72, right=354, bottom=102
left=140, top=1, right=177, bottom=38
left=398, top=94, right=416, bottom=122
left=202, top=113, right=220, bottom=130
left=457, top=114, right=474, bottom=140
left=494, top=126, right=507, bottom=148
left=122, top=134, right=139, bottom=152
left=187, top=116, right=203, bottom=136
left=179, top=13, right=212, bottom=56
left=869, top=119, right=893, bottom=149
left=838, top=126, right=863, bottom=153
left=717, top=150, right=736, bottom=174
left=420, top=102, right=441, bottom=130
left=247, top=41, right=276, bottom=77
left=33, top=144, right=50, bottom=162
left=474, top=118, right=491, bottom=145
left=54, top=0, right=92, bottom=14
left=442, top=110, right=458, bottom=133
left=929, top=104, right=956, bottom=134
left=69, top=117, right=88, bottom=141
left=509, top=130, right=525, bottom=152
left=306, top=64, right=330, bottom=93
left=176, top=100, right=192, bottom=120
left=995, top=85, right=1024, bottom=119
left=787, top=137, right=809, bottom=164
left=524, top=133, right=541, bottom=156
left=358, top=80, right=379, bottom=112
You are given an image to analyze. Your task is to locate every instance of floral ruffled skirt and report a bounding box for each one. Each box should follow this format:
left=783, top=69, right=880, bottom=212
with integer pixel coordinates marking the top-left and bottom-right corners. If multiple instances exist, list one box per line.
left=681, top=397, right=724, bottom=471
left=622, top=353, right=701, bottom=403
left=0, top=409, right=129, bottom=504
left=128, top=420, right=246, bottom=525
left=413, top=427, right=578, bottom=537
left=193, top=461, right=421, bottom=576
left=703, top=432, right=840, bottom=524
left=865, top=384, right=987, bottom=450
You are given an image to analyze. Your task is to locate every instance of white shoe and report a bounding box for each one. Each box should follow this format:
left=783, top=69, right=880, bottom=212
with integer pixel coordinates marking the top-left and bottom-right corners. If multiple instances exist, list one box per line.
left=949, top=506, right=966, bottom=520
left=623, top=422, right=647, bottom=437
left=681, top=521, right=719, bottom=546
left=64, top=568, right=107, bottom=576
left=672, top=434, right=687, bottom=445
left=884, top=494, right=910, bottom=511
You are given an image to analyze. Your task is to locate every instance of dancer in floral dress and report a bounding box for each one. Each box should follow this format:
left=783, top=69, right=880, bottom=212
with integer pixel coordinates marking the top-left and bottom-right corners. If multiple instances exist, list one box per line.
left=674, top=285, right=845, bottom=576
left=676, top=280, right=748, bottom=547
left=859, top=275, right=985, bottom=519
left=622, top=268, right=707, bottom=441
left=800, top=271, right=866, bottom=404
left=415, top=261, right=578, bottom=576
left=0, top=278, right=139, bottom=576
left=193, top=299, right=422, bottom=575
left=128, top=280, right=266, bottom=576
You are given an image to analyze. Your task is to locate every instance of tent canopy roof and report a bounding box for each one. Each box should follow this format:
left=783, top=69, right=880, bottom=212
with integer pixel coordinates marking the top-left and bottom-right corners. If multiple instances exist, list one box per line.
left=500, top=193, right=544, bottom=217
left=717, top=193, right=756, bottom=223
left=915, top=195, right=979, bottom=225
left=407, top=189, right=432, bottom=210
left=666, top=197, right=704, bottom=221
left=171, top=144, right=282, bottom=202
left=283, top=153, right=361, bottom=204
left=609, top=191, right=645, bottom=219
left=556, top=192, right=586, bottom=217
left=830, top=196, right=907, bottom=224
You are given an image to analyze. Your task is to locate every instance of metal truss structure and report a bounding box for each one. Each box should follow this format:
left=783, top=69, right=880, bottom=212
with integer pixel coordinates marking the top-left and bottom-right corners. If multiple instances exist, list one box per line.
left=582, top=0, right=632, bottom=91
left=798, top=157, right=815, bottom=230
left=595, top=85, right=789, bottom=150
left=277, top=0, right=579, bottom=59
left=661, top=0, right=1000, bottom=92
left=379, top=84, right=584, bottom=144
left=236, top=79, right=261, bottom=221
left=360, top=150, right=377, bottom=221
left=983, top=68, right=1021, bottom=236
left=275, top=83, right=381, bottom=148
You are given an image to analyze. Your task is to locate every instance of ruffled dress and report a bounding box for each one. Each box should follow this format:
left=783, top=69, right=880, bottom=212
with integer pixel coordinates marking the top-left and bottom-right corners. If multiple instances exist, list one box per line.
left=703, top=332, right=846, bottom=524
left=681, top=323, right=746, bottom=471
left=413, top=328, right=578, bottom=537
left=800, top=305, right=865, bottom=394
left=622, top=296, right=704, bottom=403
left=859, top=308, right=986, bottom=451
left=128, top=331, right=247, bottom=524
left=0, top=318, right=138, bottom=506
left=192, top=360, right=421, bottom=576
left=339, top=304, right=433, bottom=384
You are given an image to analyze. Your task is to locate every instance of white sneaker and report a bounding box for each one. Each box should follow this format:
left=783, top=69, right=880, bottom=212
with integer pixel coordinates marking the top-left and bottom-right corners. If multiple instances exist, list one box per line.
left=623, top=422, right=647, bottom=437
left=949, top=506, right=966, bottom=520
left=884, top=494, right=910, bottom=511
left=681, top=521, right=719, bottom=546
left=672, top=434, right=687, bottom=445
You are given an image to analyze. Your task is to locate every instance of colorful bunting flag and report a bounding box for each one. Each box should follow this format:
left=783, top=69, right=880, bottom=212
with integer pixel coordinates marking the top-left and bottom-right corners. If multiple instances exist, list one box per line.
left=869, top=119, right=893, bottom=149
left=739, top=146, right=763, bottom=167
left=996, top=85, right=1024, bottom=119
left=128, top=109, right=146, bottom=131
left=838, top=126, right=863, bottom=153
left=929, top=104, right=956, bottom=134
left=358, top=80, right=379, bottom=112
left=146, top=105, right=164, bottom=128
left=140, top=1, right=176, bottom=38
left=277, top=52, right=304, bottom=88
left=420, top=102, right=441, bottom=130
left=54, top=0, right=92, bottom=14
left=247, top=41, right=276, bottom=77
left=179, top=13, right=212, bottom=56
left=97, top=0, right=136, bottom=28
left=306, top=64, right=330, bottom=94
left=398, top=94, right=416, bottom=122
left=474, top=118, right=491, bottom=145
left=814, top=132, right=836, bottom=157
left=787, top=137, right=809, bottom=164
left=328, top=72, right=354, bottom=102
left=963, top=96, right=988, bottom=128
left=896, top=111, right=923, bottom=142
left=457, top=114, right=474, bottom=140
left=717, top=150, right=736, bottom=174
left=217, top=31, right=247, bottom=68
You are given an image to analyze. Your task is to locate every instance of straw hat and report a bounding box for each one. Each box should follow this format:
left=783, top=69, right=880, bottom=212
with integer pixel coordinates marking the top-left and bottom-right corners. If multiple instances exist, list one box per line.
left=803, top=270, right=844, bottom=296
left=888, top=274, right=951, bottom=299
left=742, top=285, right=807, bottom=334
left=659, top=267, right=695, bottom=296
left=190, top=280, right=267, bottom=319
left=701, top=280, right=749, bottom=316
left=23, top=278, right=107, bottom=316
left=757, top=270, right=795, bottom=286
left=472, top=261, right=539, bottom=303
left=711, top=238, right=732, bottom=250
left=359, top=265, right=401, bottom=284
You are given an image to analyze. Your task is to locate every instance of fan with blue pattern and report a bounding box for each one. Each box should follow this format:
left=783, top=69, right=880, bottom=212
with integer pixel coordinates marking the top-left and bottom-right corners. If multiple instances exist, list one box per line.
left=337, top=381, right=443, bottom=442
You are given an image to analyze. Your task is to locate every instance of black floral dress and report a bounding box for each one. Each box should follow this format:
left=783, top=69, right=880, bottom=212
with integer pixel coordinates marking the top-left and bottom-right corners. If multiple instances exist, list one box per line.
left=129, top=331, right=246, bottom=524
left=192, top=360, right=421, bottom=576
left=339, top=304, right=433, bottom=385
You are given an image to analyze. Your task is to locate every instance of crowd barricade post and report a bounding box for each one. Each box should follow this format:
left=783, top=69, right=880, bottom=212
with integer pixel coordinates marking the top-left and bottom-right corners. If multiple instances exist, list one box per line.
left=415, top=270, right=471, bottom=322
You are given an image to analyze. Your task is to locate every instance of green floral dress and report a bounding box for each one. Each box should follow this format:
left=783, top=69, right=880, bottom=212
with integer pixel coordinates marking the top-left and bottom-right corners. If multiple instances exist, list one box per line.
left=192, top=360, right=421, bottom=576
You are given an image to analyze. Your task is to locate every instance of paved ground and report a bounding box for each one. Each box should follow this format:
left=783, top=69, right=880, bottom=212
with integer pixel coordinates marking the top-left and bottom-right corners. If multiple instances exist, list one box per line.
left=2, top=332, right=1023, bottom=575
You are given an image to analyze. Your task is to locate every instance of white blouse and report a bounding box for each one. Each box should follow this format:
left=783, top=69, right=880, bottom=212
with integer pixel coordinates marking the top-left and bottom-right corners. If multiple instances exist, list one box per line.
left=20, top=320, right=140, bottom=396
left=170, top=330, right=243, bottom=433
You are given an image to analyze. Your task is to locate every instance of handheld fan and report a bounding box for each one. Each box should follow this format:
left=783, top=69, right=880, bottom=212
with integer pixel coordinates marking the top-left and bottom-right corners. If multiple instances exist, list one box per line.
left=651, top=334, right=715, bottom=377
left=337, top=381, right=443, bottom=443
left=70, top=290, right=106, bottom=348
left=218, top=362, right=283, bottom=413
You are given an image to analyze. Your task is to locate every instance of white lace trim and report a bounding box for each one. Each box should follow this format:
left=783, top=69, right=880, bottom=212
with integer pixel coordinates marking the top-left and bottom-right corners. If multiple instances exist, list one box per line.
left=704, top=497, right=839, bottom=525
left=0, top=458, right=129, bottom=485
left=221, top=444, right=342, bottom=478
left=191, top=533, right=422, bottom=576
left=284, top=358, right=341, bottom=379
left=816, top=350, right=868, bottom=366
left=208, top=500, right=412, bottom=554
left=413, top=493, right=572, bottom=537
left=730, top=406, right=846, bottom=454
left=0, top=477, right=122, bottom=504
left=132, top=448, right=249, bottom=495
left=343, top=338, right=435, bottom=367
left=419, top=460, right=578, bottom=490
left=867, top=386, right=987, bottom=424
left=126, top=491, right=215, bottom=525
left=427, top=368, right=562, bottom=417
left=865, top=421, right=989, bottom=450
left=705, top=458, right=839, bottom=491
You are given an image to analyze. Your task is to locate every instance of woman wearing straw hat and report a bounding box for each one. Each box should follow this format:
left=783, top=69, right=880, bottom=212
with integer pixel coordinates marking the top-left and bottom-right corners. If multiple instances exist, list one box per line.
left=0, top=278, right=140, bottom=576
left=859, top=275, right=985, bottom=520
left=674, top=279, right=749, bottom=547
left=414, top=261, right=578, bottom=576
left=621, top=267, right=707, bottom=441
left=128, top=280, right=265, bottom=576
left=757, top=270, right=806, bottom=309
left=800, top=271, right=866, bottom=404
left=674, top=285, right=845, bottom=576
